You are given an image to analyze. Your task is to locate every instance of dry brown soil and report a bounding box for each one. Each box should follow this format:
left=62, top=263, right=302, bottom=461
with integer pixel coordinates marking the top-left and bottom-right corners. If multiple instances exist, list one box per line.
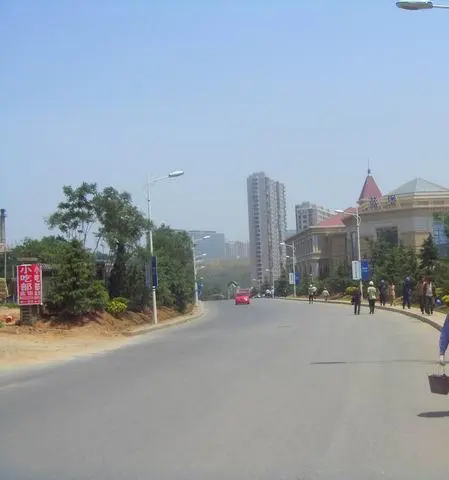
left=0, top=305, right=193, bottom=371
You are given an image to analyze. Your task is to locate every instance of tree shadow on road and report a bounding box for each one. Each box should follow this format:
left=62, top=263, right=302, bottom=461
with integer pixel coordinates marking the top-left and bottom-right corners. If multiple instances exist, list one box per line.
left=310, top=359, right=436, bottom=366
left=418, top=411, right=449, bottom=418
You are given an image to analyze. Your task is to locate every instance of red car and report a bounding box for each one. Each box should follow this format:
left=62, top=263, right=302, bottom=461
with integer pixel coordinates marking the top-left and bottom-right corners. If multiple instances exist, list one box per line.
left=235, top=289, right=251, bottom=305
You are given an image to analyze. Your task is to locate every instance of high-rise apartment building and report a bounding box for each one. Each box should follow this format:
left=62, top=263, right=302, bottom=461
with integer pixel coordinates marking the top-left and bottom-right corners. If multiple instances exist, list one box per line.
left=247, top=172, right=287, bottom=283
left=224, top=240, right=249, bottom=260
left=295, top=201, right=333, bottom=232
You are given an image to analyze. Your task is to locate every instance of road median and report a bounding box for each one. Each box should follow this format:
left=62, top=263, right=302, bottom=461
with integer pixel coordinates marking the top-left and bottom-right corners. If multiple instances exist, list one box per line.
left=282, top=296, right=446, bottom=331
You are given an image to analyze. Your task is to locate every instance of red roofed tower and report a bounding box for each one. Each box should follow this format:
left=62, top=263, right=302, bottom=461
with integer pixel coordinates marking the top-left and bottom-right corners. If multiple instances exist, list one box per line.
left=358, top=168, right=382, bottom=204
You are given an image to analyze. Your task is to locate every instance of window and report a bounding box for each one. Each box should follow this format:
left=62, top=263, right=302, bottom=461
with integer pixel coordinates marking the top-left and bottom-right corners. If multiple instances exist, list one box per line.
left=376, top=227, right=399, bottom=246
left=433, top=222, right=448, bottom=246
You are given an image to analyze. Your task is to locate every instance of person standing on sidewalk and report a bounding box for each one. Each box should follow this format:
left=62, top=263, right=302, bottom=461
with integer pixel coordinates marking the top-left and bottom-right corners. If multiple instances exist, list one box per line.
left=402, top=276, right=412, bottom=310
left=417, top=276, right=425, bottom=314
left=367, top=281, right=377, bottom=314
left=352, top=286, right=362, bottom=315
left=308, top=284, right=315, bottom=304
left=388, top=281, right=396, bottom=306
left=322, top=287, right=330, bottom=302
left=424, top=276, right=435, bottom=315
left=379, top=279, right=387, bottom=307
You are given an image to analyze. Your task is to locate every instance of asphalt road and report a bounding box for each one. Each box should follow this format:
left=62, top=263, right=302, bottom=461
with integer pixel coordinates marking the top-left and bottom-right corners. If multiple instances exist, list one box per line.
left=0, top=300, right=448, bottom=480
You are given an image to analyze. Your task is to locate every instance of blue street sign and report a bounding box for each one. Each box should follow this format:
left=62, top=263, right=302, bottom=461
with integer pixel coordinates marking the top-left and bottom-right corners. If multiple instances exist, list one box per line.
left=151, top=255, right=158, bottom=288
left=361, top=260, right=370, bottom=281
left=295, top=271, right=300, bottom=286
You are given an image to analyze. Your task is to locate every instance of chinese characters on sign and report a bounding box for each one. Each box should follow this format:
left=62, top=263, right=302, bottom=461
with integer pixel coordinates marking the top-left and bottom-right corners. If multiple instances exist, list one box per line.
left=17, top=264, right=43, bottom=305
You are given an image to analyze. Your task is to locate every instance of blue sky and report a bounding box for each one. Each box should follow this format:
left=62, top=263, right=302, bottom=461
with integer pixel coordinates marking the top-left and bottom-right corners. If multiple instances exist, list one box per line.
left=2, top=0, right=449, bottom=243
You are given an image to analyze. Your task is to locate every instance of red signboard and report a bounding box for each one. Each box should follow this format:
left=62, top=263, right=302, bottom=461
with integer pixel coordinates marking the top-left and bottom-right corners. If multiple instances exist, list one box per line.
left=17, top=264, right=43, bottom=306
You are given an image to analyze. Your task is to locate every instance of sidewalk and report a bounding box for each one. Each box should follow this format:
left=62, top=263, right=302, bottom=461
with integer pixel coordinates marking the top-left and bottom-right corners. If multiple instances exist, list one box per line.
left=284, top=296, right=447, bottom=331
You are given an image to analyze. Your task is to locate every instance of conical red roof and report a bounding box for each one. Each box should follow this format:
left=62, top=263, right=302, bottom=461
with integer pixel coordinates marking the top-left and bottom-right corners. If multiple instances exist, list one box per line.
left=359, top=169, right=382, bottom=202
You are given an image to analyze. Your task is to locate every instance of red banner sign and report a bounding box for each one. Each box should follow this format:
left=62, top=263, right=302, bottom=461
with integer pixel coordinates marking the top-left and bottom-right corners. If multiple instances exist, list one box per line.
left=17, top=264, right=43, bottom=306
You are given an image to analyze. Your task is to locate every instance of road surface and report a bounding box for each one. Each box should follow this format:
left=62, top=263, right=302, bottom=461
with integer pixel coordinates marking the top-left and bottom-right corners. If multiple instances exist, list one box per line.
left=0, top=300, right=448, bottom=479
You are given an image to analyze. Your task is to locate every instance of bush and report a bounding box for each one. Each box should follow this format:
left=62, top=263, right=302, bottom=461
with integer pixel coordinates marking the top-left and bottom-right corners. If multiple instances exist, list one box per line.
left=106, top=298, right=128, bottom=316
left=442, top=295, right=449, bottom=307
left=345, top=286, right=357, bottom=296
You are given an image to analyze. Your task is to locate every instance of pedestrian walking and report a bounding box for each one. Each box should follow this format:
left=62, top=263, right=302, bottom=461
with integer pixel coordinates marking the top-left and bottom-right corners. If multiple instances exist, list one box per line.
left=352, top=286, right=361, bottom=315
left=424, top=276, right=435, bottom=315
left=402, top=276, right=412, bottom=310
left=367, top=281, right=377, bottom=314
left=379, top=279, right=387, bottom=307
left=388, top=281, right=396, bottom=306
left=322, top=288, right=330, bottom=302
left=439, top=314, right=449, bottom=365
left=308, top=284, right=315, bottom=304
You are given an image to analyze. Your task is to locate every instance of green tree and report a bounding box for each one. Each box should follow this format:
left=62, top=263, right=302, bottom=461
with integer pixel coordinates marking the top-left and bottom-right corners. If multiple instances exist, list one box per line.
left=369, top=240, right=419, bottom=286
left=93, top=187, right=147, bottom=299
left=152, top=226, right=194, bottom=312
left=47, top=240, right=108, bottom=316
left=12, top=236, right=67, bottom=264
left=47, top=183, right=98, bottom=245
left=419, top=234, right=439, bottom=274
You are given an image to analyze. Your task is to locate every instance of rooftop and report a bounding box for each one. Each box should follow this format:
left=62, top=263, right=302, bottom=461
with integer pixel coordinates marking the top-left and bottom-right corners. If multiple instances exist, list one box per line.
left=359, top=169, right=382, bottom=202
left=388, top=177, right=449, bottom=196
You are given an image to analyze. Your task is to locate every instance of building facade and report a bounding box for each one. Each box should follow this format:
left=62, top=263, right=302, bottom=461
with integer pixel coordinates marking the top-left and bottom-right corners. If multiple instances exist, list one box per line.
left=342, top=178, right=449, bottom=261
left=225, top=240, right=249, bottom=260
left=188, top=230, right=225, bottom=261
left=295, top=202, right=333, bottom=233
left=287, top=213, right=349, bottom=281
left=247, top=172, right=287, bottom=283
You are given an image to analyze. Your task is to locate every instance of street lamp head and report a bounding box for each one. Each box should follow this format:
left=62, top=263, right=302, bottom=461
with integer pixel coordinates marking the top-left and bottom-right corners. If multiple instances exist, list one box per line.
left=168, top=170, right=184, bottom=178
left=202, top=235, right=211, bottom=239
left=396, top=1, right=434, bottom=9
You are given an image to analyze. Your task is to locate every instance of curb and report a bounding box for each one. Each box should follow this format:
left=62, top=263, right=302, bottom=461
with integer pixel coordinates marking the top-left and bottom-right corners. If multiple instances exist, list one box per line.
left=124, top=304, right=206, bottom=337
left=282, top=297, right=444, bottom=332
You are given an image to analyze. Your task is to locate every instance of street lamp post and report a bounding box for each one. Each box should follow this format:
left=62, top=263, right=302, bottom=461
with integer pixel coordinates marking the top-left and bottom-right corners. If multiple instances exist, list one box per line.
left=396, top=1, right=449, bottom=9
left=281, top=241, right=296, bottom=297
left=191, top=235, right=210, bottom=305
left=146, top=170, right=184, bottom=325
left=336, top=207, right=363, bottom=299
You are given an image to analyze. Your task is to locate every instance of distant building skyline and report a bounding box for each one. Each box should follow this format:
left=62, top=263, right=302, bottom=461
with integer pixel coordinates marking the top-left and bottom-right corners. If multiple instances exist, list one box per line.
left=295, top=201, right=333, bottom=232
left=188, top=230, right=226, bottom=262
left=247, top=172, right=287, bottom=283
left=225, top=240, right=249, bottom=260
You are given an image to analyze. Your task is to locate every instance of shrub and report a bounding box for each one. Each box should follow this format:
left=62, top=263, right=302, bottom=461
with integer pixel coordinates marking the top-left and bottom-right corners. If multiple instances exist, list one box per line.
left=436, top=287, right=444, bottom=298
left=106, top=298, right=128, bottom=316
left=111, top=297, right=129, bottom=308
left=442, top=295, right=449, bottom=307
left=345, top=286, right=357, bottom=296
